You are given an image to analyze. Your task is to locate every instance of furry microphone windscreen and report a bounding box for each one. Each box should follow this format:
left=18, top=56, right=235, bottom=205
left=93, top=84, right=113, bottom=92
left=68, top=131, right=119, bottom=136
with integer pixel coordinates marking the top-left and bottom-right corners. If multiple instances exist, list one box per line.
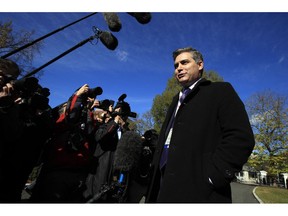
left=113, top=131, right=144, bottom=172
left=102, top=13, right=122, bottom=32
left=99, top=31, right=118, bottom=50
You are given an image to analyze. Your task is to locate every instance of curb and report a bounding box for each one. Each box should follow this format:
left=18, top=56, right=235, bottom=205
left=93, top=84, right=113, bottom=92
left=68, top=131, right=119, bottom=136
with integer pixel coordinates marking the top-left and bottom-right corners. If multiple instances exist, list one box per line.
left=252, top=186, right=264, bottom=204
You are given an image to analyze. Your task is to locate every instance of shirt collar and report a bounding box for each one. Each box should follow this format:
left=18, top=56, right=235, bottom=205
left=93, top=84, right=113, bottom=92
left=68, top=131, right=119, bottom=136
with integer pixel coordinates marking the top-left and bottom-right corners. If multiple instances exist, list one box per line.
left=180, top=78, right=202, bottom=95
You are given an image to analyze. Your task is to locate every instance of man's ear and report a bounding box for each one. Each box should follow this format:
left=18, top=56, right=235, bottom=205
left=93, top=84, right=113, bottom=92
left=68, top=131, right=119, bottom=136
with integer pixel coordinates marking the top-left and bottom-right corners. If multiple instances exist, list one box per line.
left=198, top=61, right=204, bottom=71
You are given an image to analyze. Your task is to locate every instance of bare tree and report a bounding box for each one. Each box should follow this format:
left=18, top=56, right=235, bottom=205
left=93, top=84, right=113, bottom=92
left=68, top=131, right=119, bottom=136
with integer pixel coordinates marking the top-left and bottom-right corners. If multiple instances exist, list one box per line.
left=134, top=110, right=155, bottom=135
left=0, top=20, right=42, bottom=76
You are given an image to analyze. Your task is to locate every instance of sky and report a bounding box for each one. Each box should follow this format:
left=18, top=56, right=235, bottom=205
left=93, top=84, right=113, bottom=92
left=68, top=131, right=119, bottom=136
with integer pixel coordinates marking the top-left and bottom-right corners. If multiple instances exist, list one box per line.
left=1, top=12, right=288, bottom=118
left=0, top=1, right=288, bottom=120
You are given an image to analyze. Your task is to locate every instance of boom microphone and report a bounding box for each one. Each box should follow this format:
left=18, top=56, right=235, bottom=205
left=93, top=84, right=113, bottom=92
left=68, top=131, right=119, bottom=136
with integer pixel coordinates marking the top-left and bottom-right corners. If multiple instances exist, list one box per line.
left=127, top=13, right=152, bottom=24
left=102, top=13, right=122, bottom=32
left=99, top=31, right=118, bottom=50
left=1, top=12, right=98, bottom=59
left=113, top=131, right=143, bottom=173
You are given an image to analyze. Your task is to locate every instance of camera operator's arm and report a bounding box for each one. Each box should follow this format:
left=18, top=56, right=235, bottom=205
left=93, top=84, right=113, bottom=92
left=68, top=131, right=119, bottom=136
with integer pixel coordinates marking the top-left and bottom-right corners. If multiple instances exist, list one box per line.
left=90, top=99, right=100, bottom=110
left=0, top=82, right=14, bottom=97
left=114, top=114, right=129, bottom=132
left=0, top=83, right=13, bottom=108
left=0, top=84, right=22, bottom=143
left=94, top=118, right=120, bottom=151
left=95, top=118, right=119, bottom=141
left=66, top=84, right=90, bottom=123
left=114, top=115, right=124, bottom=126
left=75, top=84, right=89, bottom=96
left=0, top=82, right=22, bottom=109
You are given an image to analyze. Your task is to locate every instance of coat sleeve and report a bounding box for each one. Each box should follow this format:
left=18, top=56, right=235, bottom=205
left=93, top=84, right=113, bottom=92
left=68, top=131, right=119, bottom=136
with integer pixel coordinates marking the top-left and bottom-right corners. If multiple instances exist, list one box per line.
left=65, top=94, right=85, bottom=124
left=206, top=82, right=255, bottom=188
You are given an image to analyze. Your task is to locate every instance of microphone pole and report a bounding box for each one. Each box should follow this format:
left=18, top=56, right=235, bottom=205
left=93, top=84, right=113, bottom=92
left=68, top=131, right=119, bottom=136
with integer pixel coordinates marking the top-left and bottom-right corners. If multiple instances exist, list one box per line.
left=23, top=36, right=94, bottom=78
left=23, top=26, right=103, bottom=78
left=1, top=12, right=98, bottom=59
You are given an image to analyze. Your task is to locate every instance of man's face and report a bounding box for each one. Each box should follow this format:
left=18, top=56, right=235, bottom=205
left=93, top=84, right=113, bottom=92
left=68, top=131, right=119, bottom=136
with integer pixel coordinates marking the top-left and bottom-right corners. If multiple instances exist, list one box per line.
left=174, top=52, right=203, bottom=87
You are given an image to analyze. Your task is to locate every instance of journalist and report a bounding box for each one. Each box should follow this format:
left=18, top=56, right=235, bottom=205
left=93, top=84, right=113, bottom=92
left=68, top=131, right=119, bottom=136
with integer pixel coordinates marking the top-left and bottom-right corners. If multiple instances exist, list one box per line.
left=83, top=95, right=134, bottom=202
left=146, top=47, right=255, bottom=203
left=0, top=58, right=54, bottom=202
left=30, top=84, right=101, bottom=203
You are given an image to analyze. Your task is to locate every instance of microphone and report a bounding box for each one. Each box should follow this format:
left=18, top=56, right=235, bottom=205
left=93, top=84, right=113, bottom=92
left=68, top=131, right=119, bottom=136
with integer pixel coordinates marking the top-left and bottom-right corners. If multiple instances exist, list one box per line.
left=102, top=13, right=122, bottom=32
left=127, top=13, right=152, bottom=24
left=99, top=31, right=118, bottom=50
left=113, top=131, right=143, bottom=173
left=87, top=131, right=144, bottom=203
left=118, top=93, right=127, bottom=102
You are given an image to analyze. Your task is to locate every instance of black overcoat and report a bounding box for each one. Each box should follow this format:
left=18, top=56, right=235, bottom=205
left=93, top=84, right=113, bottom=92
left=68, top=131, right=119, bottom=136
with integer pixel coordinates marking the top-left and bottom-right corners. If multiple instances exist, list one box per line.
left=146, top=79, right=255, bottom=203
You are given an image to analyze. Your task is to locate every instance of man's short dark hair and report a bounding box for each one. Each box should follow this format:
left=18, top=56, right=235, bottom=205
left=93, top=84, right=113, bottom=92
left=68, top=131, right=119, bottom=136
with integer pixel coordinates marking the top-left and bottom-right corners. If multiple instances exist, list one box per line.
left=172, top=47, right=203, bottom=63
left=172, top=47, right=204, bottom=76
left=0, top=58, right=20, bottom=79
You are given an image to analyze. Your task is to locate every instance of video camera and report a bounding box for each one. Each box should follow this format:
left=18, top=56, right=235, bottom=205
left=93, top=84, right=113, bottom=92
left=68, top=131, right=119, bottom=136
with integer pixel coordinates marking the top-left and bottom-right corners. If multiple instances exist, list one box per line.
left=13, top=77, right=50, bottom=110
left=73, top=85, right=103, bottom=100
left=98, top=99, right=115, bottom=111
left=86, top=86, right=103, bottom=99
left=0, top=76, right=50, bottom=110
left=112, top=94, right=137, bottom=118
left=73, top=85, right=103, bottom=109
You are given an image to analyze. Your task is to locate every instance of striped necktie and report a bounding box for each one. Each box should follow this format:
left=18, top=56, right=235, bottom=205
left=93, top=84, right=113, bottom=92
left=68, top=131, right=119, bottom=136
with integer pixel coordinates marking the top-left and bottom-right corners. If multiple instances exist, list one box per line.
left=179, top=87, right=191, bottom=104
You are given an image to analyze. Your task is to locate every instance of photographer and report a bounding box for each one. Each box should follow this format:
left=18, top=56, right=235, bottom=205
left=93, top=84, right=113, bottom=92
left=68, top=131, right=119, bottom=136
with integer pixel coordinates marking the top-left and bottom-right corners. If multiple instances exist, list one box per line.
left=30, top=84, right=102, bottom=203
left=83, top=94, right=135, bottom=202
left=0, top=59, right=21, bottom=202
left=0, top=58, right=54, bottom=202
left=0, top=58, right=21, bottom=142
left=92, top=99, right=115, bottom=126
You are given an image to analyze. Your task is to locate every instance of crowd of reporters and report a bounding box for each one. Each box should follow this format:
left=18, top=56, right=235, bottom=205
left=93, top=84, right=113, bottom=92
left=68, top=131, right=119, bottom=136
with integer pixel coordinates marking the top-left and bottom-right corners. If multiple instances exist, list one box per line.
left=0, top=58, right=158, bottom=203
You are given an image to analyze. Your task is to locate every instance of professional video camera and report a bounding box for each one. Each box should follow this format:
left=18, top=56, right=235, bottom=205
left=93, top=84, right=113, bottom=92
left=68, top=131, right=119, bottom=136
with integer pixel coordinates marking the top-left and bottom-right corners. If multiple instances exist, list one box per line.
left=112, top=94, right=137, bottom=118
left=86, top=86, right=103, bottom=99
left=98, top=99, right=115, bottom=111
left=72, top=86, right=103, bottom=109
left=13, top=77, right=50, bottom=110
left=0, top=76, right=50, bottom=111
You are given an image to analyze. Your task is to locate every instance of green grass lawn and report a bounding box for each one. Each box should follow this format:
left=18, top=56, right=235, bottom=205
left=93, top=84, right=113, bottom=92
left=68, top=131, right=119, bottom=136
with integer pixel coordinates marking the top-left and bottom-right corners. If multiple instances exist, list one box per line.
left=254, top=186, right=288, bottom=203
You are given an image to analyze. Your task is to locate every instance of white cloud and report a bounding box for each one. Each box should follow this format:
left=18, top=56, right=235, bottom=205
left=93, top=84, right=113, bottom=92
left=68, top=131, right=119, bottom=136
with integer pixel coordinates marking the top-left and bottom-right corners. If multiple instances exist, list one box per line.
left=116, top=50, right=128, bottom=62
left=278, top=56, right=285, bottom=64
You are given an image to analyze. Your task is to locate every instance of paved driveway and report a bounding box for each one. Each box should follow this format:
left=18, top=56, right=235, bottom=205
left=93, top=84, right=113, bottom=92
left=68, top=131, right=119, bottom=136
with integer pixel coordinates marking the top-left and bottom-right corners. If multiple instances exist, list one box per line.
left=21, top=181, right=260, bottom=203
left=231, top=181, right=259, bottom=203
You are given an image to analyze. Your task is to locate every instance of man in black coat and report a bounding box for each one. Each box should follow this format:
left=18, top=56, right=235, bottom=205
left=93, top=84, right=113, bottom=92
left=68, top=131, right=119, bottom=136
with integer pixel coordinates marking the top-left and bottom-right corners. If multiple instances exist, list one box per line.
left=145, top=47, right=255, bottom=203
left=0, top=59, right=54, bottom=202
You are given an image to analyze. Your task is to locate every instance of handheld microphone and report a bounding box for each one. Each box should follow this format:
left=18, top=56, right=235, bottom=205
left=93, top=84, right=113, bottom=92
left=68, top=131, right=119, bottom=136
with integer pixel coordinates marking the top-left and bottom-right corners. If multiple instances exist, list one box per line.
left=118, top=93, right=127, bottom=102
left=99, top=31, right=118, bottom=50
left=127, top=13, right=152, bottom=24
left=87, top=131, right=145, bottom=203
left=102, top=13, right=122, bottom=32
